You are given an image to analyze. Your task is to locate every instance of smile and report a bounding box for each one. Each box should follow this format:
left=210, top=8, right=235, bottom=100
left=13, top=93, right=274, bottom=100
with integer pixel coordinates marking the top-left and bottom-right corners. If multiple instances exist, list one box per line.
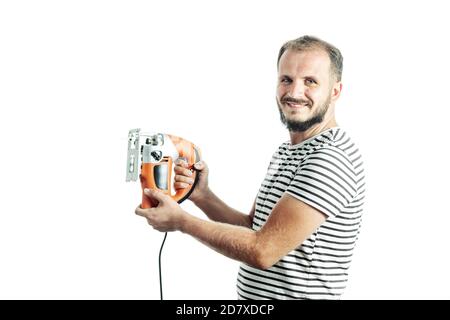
left=285, top=102, right=310, bottom=109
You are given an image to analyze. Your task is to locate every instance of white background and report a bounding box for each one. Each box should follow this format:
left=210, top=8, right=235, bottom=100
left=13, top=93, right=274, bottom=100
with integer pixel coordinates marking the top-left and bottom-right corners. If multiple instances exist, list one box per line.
left=1, top=0, right=449, bottom=299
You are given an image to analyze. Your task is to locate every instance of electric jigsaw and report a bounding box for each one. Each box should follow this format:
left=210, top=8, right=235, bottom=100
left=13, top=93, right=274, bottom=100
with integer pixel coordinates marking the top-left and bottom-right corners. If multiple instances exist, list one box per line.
left=126, top=129, right=201, bottom=208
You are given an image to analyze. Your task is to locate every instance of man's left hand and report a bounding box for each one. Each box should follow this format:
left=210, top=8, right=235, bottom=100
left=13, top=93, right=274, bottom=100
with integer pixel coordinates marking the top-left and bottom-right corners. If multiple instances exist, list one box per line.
left=135, top=188, right=186, bottom=232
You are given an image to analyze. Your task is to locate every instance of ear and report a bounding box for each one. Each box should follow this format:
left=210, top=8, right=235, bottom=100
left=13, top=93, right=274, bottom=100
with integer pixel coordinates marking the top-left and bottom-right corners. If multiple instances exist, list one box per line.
left=331, top=81, right=342, bottom=103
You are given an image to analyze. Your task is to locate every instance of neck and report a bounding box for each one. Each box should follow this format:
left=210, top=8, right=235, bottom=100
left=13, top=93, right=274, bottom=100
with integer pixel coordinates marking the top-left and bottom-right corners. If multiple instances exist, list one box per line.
left=289, top=116, right=337, bottom=145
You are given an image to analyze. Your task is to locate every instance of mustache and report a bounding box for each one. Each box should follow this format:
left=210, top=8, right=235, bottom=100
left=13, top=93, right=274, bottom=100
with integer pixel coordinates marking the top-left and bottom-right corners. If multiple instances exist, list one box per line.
left=280, top=96, right=312, bottom=105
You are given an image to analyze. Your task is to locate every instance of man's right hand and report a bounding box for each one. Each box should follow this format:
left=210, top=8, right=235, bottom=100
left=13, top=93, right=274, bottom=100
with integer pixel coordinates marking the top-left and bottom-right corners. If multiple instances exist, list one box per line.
left=174, top=159, right=209, bottom=203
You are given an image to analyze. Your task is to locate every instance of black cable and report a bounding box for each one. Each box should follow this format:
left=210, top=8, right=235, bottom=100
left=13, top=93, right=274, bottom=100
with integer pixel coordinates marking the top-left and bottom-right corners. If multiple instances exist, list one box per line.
left=158, top=232, right=168, bottom=300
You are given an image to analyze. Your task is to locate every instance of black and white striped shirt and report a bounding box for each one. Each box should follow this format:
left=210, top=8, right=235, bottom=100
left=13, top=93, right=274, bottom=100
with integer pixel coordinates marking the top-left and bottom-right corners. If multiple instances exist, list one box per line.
left=237, top=127, right=366, bottom=300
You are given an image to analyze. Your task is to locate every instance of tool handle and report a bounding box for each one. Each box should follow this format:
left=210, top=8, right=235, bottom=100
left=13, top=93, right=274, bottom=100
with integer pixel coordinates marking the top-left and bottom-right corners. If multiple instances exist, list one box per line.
left=173, top=166, right=199, bottom=203
left=140, top=161, right=170, bottom=209
left=139, top=140, right=200, bottom=209
left=168, top=138, right=201, bottom=204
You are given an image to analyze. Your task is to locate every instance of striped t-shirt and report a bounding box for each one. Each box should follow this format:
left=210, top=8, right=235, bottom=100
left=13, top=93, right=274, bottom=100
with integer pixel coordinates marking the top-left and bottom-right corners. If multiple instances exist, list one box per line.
left=237, top=127, right=366, bottom=300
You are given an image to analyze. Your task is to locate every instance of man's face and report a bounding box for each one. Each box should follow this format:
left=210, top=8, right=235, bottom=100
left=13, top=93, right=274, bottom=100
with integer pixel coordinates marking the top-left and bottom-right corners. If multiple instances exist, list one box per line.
left=276, top=48, right=335, bottom=132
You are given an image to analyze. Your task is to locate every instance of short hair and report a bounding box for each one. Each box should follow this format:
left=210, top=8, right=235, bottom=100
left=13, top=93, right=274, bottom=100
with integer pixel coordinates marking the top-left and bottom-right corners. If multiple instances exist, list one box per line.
left=277, top=35, right=343, bottom=81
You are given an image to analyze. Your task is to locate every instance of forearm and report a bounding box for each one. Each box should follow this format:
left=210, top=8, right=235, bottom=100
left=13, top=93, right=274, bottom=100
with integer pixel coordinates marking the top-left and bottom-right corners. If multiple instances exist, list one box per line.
left=193, top=188, right=251, bottom=227
left=179, top=211, right=263, bottom=268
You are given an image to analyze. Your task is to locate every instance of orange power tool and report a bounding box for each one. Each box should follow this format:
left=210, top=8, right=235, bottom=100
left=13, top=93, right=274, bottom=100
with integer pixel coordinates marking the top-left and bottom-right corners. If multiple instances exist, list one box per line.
left=126, top=129, right=201, bottom=208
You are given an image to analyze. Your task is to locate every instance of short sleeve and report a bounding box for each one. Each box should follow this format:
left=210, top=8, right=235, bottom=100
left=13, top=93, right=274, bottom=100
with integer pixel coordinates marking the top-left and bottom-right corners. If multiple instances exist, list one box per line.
left=285, top=146, right=358, bottom=218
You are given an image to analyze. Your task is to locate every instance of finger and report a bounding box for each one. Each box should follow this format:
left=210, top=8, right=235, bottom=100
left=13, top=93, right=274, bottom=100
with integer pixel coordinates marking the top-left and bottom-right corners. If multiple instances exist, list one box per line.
left=174, top=175, right=194, bottom=184
left=175, top=158, right=189, bottom=167
left=174, top=165, right=193, bottom=177
left=135, top=205, right=151, bottom=218
left=194, top=161, right=205, bottom=170
left=174, top=181, right=190, bottom=189
left=144, top=188, right=167, bottom=202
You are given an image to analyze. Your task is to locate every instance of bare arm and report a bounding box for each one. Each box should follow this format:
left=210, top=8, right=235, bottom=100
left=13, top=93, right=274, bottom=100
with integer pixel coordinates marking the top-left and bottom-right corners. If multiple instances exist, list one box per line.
left=137, top=189, right=326, bottom=269
left=179, top=193, right=326, bottom=269
left=174, top=160, right=255, bottom=228
left=193, top=189, right=255, bottom=228
left=139, top=156, right=327, bottom=269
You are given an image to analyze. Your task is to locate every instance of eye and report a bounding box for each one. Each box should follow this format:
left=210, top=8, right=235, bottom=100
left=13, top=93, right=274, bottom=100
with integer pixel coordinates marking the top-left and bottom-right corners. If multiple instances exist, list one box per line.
left=305, top=78, right=317, bottom=85
left=280, top=76, right=292, bottom=84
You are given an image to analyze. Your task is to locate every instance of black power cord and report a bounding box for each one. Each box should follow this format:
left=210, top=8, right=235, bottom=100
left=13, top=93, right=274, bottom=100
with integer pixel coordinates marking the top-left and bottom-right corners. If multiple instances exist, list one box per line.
left=157, top=158, right=200, bottom=300
left=158, top=232, right=168, bottom=300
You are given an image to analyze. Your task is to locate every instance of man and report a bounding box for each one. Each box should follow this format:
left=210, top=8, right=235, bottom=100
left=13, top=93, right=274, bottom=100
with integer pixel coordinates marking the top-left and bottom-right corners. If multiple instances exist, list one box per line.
left=136, top=35, right=366, bottom=299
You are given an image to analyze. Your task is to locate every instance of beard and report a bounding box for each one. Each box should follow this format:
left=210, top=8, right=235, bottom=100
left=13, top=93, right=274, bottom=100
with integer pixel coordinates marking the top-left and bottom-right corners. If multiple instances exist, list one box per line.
left=277, top=94, right=331, bottom=132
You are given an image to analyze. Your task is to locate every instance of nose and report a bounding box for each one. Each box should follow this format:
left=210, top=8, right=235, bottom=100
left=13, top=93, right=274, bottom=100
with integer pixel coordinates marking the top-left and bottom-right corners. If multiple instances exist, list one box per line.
left=287, top=80, right=306, bottom=98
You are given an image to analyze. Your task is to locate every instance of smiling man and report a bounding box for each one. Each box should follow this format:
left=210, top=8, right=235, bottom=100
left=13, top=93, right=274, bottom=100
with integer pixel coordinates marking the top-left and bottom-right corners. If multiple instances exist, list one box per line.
left=136, top=35, right=366, bottom=300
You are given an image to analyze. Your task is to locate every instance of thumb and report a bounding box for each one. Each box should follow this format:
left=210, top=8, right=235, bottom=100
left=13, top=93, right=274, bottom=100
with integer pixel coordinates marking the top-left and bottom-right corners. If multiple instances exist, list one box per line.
left=144, top=188, right=167, bottom=202
left=194, top=161, right=207, bottom=171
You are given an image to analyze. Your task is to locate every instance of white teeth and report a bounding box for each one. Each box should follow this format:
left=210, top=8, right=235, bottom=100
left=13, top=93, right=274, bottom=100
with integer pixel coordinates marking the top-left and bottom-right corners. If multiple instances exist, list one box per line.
left=286, top=102, right=309, bottom=108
